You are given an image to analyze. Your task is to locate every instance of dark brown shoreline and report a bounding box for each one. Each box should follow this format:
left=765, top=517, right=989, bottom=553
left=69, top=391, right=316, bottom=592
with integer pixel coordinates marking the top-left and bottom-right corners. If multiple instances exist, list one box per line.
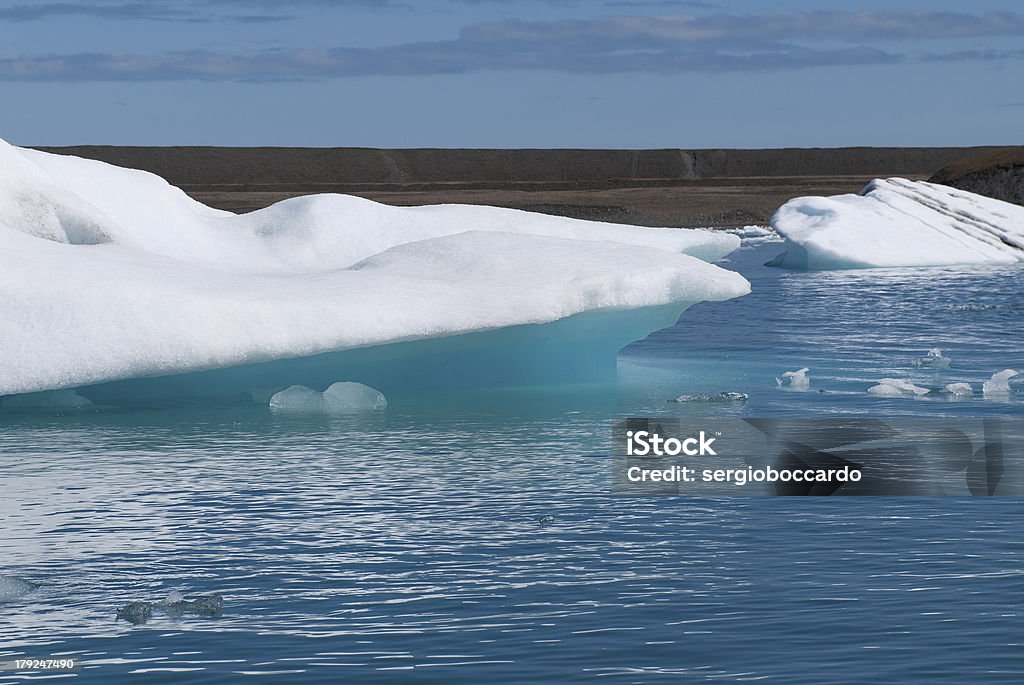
left=35, top=145, right=1015, bottom=227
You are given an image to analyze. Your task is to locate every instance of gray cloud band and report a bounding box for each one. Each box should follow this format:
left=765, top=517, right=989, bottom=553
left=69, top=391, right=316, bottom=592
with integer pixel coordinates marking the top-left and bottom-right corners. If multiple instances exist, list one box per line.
left=0, top=9, right=1021, bottom=81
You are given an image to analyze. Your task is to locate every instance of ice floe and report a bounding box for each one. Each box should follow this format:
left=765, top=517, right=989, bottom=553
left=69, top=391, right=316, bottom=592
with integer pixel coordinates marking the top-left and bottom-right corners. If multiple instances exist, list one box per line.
left=0, top=139, right=749, bottom=402
left=769, top=178, right=1024, bottom=269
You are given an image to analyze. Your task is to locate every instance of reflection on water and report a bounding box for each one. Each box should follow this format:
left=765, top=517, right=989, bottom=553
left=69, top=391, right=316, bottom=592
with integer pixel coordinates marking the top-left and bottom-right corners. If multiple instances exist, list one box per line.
left=1, top=242, right=1023, bottom=683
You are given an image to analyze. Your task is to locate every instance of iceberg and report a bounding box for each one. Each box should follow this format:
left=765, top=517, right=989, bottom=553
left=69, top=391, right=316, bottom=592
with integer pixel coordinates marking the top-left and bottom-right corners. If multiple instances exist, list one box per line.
left=769, top=178, right=1024, bottom=269
left=0, top=139, right=749, bottom=405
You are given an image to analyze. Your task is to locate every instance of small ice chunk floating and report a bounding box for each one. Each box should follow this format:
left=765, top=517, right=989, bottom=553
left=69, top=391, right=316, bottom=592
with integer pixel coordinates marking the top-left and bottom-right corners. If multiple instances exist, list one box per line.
left=912, top=349, right=951, bottom=369
left=867, top=379, right=930, bottom=397
left=270, top=382, right=387, bottom=413
left=943, top=382, right=974, bottom=397
left=983, top=369, right=1019, bottom=397
left=776, top=367, right=810, bottom=390
left=0, top=139, right=750, bottom=407
left=669, top=391, right=748, bottom=403
left=117, top=591, right=224, bottom=625
left=768, top=178, right=1024, bottom=269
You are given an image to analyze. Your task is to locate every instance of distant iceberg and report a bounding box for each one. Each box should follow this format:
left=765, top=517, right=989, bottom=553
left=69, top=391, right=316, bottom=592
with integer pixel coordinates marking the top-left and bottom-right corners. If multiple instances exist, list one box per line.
left=768, top=178, right=1024, bottom=269
left=0, top=139, right=749, bottom=404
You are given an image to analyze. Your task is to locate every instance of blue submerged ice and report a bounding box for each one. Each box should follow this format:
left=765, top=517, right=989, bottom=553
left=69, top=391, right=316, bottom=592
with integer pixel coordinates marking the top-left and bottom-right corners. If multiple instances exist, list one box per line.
left=0, top=576, right=38, bottom=602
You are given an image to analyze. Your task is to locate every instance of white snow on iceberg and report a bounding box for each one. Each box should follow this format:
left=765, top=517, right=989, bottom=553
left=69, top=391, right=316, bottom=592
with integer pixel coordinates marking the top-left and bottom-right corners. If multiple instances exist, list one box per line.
left=0, top=139, right=749, bottom=403
left=769, top=178, right=1024, bottom=269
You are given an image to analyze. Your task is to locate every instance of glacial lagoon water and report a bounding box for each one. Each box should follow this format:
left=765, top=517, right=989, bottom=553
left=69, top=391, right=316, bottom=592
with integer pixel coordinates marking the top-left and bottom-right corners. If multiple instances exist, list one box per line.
left=2, top=237, right=1023, bottom=683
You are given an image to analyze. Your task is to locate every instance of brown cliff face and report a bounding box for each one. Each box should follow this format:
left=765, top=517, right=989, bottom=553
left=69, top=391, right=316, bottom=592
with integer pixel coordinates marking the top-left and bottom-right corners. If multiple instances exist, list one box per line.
left=34, top=145, right=1016, bottom=226
left=930, top=148, right=1024, bottom=206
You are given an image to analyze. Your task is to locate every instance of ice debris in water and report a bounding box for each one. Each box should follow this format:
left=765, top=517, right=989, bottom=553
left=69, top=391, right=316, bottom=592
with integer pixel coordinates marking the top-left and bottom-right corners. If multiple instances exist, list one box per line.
left=269, top=382, right=387, bottom=413
left=776, top=368, right=810, bottom=390
left=983, top=369, right=1019, bottom=397
left=949, top=303, right=1021, bottom=315
left=0, top=576, right=38, bottom=602
left=117, top=592, right=224, bottom=624
left=670, top=391, right=749, bottom=403
left=867, top=379, right=930, bottom=397
left=944, top=383, right=974, bottom=397
left=116, top=602, right=153, bottom=625
left=728, top=225, right=781, bottom=243
left=162, top=594, right=224, bottom=619
left=1, top=389, right=92, bottom=410
left=912, top=348, right=951, bottom=368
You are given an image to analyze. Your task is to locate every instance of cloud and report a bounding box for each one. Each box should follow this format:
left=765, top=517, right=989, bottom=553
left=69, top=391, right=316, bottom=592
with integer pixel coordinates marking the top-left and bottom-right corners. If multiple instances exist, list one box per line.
left=0, top=2, right=292, bottom=22
left=921, top=48, right=1024, bottom=62
left=0, top=10, right=1021, bottom=81
left=0, top=3, right=185, bottom=21
left=0, top=44, right=905, bottom=82
left=459, top=11, right=1024, bottom=46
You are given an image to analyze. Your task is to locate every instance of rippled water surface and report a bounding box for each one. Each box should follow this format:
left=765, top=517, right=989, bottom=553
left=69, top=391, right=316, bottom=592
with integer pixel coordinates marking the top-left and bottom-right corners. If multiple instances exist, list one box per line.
left=2, top=239, right=1023, bottom=683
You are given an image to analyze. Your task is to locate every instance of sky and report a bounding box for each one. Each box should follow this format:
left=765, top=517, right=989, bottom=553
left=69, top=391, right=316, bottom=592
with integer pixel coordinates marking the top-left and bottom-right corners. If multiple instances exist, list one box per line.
left=0, top=0, right=1021, bottom=148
